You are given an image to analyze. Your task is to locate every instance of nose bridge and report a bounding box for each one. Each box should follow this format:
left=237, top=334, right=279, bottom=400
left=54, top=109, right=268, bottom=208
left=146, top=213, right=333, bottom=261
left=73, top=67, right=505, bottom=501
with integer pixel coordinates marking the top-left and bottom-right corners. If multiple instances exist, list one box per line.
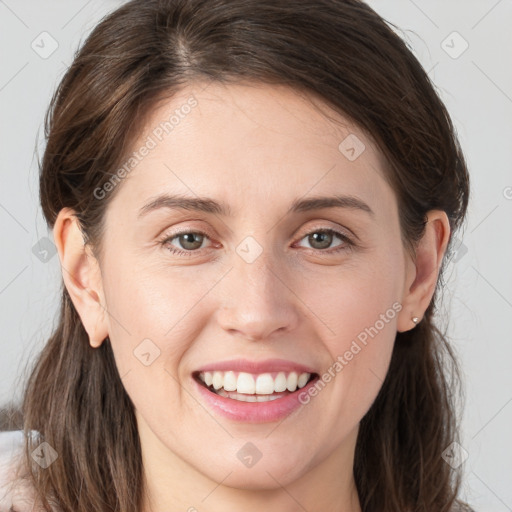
left=235, top=242, right=278, bottom=302
left=217, top=238, right=299, bottom=341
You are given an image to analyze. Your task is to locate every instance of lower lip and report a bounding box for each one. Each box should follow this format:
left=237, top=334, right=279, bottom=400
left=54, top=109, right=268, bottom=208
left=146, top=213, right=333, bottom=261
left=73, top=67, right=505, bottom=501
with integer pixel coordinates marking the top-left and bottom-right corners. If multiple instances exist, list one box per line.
left=192, top=376, right=319, bottom=423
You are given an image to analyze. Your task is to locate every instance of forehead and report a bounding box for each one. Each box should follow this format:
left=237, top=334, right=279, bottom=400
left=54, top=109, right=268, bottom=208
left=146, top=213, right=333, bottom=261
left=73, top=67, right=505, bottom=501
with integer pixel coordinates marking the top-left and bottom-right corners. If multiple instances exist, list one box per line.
left=107, top=81, right=395, bottom=221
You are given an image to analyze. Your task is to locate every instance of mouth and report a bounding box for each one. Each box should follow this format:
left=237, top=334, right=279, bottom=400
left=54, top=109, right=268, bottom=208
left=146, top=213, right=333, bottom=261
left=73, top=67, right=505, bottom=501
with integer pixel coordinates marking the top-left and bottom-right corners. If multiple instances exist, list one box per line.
left=193, top=370, right=319, bottom=402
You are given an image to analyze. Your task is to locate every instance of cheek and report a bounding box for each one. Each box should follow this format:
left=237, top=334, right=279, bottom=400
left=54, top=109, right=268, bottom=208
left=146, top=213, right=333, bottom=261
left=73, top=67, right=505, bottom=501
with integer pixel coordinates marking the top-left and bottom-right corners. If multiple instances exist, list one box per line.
left=100, top=260, right=228, bottom=408
left=103, top=259, right=218, bottom=346
left=300, top=251, right=402, bottom=350
left=297, top=253, right=402, bottom=411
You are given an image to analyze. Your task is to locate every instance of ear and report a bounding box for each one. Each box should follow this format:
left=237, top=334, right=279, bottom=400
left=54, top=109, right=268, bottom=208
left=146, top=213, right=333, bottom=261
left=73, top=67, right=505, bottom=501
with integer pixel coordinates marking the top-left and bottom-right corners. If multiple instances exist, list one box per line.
left=397, top=210, right=451, bottom=333
left=53, top=208, right=109, bottom=347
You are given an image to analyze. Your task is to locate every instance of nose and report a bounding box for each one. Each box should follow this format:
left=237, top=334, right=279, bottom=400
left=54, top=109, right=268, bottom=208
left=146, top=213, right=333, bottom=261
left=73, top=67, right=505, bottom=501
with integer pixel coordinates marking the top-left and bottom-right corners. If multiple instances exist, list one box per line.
left=216, top=250, right=300, bottom=342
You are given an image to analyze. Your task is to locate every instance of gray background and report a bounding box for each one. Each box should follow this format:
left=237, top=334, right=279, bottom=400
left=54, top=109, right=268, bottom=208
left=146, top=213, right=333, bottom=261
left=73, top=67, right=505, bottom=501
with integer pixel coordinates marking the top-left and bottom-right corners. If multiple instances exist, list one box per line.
left=0, top=1, right=511, bottom=510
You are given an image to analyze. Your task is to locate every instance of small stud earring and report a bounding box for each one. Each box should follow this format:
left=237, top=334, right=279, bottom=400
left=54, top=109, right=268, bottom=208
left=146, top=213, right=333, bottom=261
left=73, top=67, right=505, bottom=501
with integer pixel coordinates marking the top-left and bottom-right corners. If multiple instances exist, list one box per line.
left=412, top=316, right=419, bottom=324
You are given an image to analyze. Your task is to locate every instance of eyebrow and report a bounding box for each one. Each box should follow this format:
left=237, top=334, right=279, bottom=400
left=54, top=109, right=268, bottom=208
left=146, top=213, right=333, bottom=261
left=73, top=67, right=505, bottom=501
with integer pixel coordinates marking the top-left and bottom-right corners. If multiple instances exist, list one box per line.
left=137, top=193, right=375, bottom=218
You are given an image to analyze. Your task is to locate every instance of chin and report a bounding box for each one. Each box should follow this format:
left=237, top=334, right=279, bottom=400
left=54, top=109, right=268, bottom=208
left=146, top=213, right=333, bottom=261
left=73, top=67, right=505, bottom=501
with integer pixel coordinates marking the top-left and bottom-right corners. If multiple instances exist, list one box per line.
left=198, top=450, right=311, bottom=490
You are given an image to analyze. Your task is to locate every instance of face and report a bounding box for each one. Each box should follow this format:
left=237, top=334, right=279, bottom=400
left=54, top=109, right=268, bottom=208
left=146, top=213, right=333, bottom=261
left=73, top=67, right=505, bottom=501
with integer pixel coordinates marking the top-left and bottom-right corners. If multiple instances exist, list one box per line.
left=95, top=82, right=408, bottom=489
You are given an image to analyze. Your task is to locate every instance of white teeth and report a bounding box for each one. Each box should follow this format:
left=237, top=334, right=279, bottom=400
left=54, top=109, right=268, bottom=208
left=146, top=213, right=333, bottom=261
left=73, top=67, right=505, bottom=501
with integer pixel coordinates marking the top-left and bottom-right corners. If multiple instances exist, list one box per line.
left=237, top=372, right=255, bottom=394
left=297, top=372, right=309, bottom=388
left=198, top=370, right=312, bottom=395
left=255, top=373, right=274, bottom=394
left=286, top=372, right=298, bottom=392
left=274, top=372, right=288, bottom=392
left=223, top=371, right=237, bottom=391
left=212, top=371, right=223, bottom=390
left=215, top=389, right=284, bottom=402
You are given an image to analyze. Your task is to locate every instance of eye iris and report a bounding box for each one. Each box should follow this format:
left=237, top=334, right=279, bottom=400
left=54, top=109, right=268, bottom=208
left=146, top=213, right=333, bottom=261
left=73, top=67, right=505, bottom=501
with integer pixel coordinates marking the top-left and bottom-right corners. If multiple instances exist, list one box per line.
left=179, top=233, right=203, bottom=250
left=309, top=231, right=332, bottom=249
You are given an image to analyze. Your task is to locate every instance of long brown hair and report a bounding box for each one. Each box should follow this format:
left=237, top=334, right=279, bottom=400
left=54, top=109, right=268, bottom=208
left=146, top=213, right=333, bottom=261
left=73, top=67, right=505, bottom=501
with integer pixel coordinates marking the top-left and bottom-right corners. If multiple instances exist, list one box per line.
left=10, top=0, right=472, bottom=510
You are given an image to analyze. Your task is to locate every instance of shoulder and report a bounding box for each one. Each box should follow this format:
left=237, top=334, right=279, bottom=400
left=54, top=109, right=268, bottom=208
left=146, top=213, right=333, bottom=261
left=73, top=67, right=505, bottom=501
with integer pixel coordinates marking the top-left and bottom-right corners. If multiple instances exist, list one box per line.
left=0, top=430, right=44, bottom=512
left=0, top=429, right=25, bottom=486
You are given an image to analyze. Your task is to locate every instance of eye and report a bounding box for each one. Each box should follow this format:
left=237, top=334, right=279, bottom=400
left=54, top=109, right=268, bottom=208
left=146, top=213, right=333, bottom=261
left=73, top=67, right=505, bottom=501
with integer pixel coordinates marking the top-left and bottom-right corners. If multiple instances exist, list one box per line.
left=295, top=228, right=353, bottom=254
left=158, top=227, right=354, bottom=257
left=159, top=230, right=213, bottom=257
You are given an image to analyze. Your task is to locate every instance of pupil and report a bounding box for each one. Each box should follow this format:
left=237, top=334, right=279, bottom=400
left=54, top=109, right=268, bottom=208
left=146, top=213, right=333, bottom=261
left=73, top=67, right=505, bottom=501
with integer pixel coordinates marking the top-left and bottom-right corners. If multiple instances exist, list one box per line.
left=311, top=232, right=331, bottom=249
left=181, top=233, right=202, bottom=249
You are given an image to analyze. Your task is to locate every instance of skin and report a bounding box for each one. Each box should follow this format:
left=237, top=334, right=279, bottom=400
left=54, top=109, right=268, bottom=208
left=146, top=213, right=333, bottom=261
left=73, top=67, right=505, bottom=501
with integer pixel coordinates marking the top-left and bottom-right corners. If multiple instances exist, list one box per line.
left=53, top=81, right=450, bottom=512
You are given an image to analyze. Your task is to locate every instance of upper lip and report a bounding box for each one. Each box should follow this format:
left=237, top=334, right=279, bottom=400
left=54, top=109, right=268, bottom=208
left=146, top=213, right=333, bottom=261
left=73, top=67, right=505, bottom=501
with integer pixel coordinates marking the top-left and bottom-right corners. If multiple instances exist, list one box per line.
left=194, top=358, right=318, bottom=375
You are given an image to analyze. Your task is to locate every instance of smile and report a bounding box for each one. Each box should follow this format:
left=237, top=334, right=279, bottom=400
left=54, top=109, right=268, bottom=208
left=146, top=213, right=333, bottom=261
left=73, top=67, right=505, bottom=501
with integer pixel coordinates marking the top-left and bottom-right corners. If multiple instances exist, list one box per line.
left=191, top=359, right=320, bottom=422
left=195, top=370, right=316, bottom=402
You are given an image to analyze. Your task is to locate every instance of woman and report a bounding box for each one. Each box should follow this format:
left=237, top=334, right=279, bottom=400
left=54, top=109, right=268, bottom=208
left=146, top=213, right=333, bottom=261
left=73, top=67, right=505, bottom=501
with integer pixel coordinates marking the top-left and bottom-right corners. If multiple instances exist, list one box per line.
left=0, top=0, right=473, bottom=511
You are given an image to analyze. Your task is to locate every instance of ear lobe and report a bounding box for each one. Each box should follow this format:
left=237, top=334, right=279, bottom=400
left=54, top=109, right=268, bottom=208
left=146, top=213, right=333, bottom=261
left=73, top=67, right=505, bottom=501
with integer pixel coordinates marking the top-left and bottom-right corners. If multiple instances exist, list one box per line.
left=397, top=210, right=451, bottom=333
left=53, top=208, right=109, bottom=347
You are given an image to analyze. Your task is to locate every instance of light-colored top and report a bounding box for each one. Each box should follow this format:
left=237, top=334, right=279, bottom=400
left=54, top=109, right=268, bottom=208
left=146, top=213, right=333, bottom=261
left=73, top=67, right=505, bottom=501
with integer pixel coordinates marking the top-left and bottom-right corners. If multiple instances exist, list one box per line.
left=0, top=429, right=42, bottom=511
left=0, top=429, right=25, bottom=484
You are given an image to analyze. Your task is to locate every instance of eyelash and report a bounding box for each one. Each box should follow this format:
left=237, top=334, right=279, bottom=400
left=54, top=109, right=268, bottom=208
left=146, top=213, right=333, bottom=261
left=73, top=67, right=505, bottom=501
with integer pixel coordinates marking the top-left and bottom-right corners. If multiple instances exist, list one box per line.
left=158, top=227, right=354, bottom=257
